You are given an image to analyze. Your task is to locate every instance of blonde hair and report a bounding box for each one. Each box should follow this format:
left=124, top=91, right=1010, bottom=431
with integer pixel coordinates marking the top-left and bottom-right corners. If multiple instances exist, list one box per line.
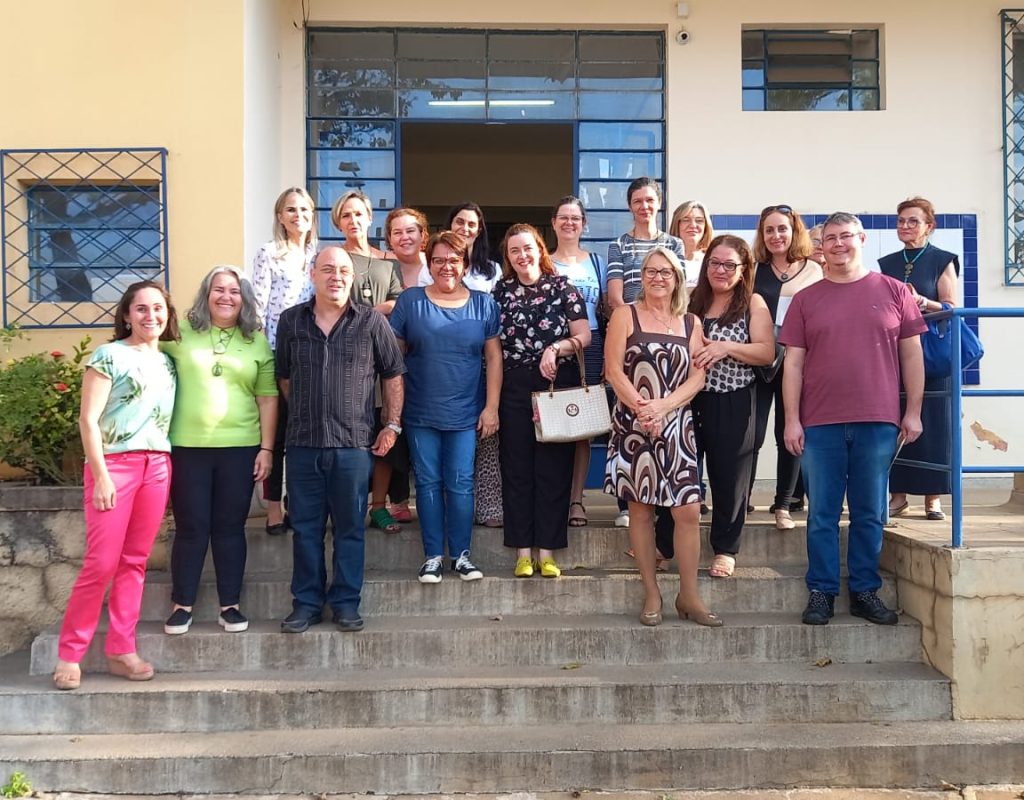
left=669, top=201, right=714, bottom=252
left=636, top=246, right=689, bottom=316
left=271, top=187, right=317, bottom=257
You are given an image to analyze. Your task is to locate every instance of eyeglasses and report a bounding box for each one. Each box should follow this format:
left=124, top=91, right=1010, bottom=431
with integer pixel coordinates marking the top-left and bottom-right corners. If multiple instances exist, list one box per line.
left=642, top=267, right=676, bottom=280
left=707, top=259, right=741, bottom=273
left=430, top=256, right=464, bottom=268
left=761, top=204, right=793, bottom=216
left=896, top=217, right=924, bottom=228
left=555, top=214, right=584, bottom=224
left=822, top=232, right=861, bottom=245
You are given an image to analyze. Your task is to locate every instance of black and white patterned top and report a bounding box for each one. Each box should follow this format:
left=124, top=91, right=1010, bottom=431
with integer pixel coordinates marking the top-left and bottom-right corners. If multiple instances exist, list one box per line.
left=702, top=315, right=755, bottom=393
left=493, top=273, right=587, bottom=368
left=249, top=241, right=316, bottom=350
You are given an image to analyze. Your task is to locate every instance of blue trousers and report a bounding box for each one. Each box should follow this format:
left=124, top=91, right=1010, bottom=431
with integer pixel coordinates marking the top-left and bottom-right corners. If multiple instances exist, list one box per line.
left=802, top=422, right=898, bottom=596
left=406, top=425, right=477, bottom=559
left=286, top=446, right=373, bottom=615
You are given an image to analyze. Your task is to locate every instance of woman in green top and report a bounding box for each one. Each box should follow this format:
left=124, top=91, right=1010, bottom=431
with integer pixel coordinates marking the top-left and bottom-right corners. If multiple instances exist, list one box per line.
left=161, top=266, right=278, bottom=635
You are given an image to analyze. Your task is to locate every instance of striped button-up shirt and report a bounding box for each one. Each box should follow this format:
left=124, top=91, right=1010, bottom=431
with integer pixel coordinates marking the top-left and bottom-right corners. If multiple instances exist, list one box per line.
left=276, top=299, right=405, bottom=449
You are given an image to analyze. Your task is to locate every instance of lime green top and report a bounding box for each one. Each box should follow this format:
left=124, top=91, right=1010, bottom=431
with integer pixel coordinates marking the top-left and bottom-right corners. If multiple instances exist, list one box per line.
left=162, top=321, right=277, bottom=447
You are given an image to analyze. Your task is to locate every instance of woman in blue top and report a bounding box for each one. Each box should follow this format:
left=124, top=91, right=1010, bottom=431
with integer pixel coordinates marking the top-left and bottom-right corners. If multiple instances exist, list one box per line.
left=390, top=231, right=502, bottom=584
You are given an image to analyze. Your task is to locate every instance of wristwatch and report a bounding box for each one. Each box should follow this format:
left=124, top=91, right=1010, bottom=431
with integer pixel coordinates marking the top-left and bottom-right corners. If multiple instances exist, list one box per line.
left=385, top=422, right=403, bottom=435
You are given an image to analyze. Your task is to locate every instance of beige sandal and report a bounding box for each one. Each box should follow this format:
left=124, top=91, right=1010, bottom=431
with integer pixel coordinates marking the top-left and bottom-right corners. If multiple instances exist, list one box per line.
left=53, top=662, right=81, bottom=691
left=708, top=553, right=736, bottom=578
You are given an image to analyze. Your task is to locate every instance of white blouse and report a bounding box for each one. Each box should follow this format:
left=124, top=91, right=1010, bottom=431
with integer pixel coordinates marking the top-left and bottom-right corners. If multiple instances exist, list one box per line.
left=249, top=241, right=316, bottom=350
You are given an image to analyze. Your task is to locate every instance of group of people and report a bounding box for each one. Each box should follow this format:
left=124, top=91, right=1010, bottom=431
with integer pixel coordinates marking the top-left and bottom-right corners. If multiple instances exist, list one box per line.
left=49, top=178, right=956, bottom=688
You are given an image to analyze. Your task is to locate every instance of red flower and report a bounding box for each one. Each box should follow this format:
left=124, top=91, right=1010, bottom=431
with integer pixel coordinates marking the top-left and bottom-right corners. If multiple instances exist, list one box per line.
left=50, top=350, right=64, bottom=359
left=53, top=382, right=69, bottom=393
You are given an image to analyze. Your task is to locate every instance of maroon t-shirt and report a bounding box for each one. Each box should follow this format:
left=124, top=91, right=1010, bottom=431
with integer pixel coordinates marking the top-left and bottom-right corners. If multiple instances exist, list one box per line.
left=778, top=271, right=926, bottom=428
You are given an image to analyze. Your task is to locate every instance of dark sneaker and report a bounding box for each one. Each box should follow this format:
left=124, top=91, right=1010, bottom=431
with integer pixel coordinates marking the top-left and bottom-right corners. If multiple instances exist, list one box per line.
left=801, top=591, right=835, bottom=625
left=164, top=608, right=193, bottom=635
left=333, top=608, right=364, bottom=632
left=280, top=609, right=323, bottom=633
left=418, top=556, right=444, bottom=584
left=452, top=551, right=483, bottom=581
left=218, top=607, right=249, bottom=633
left=850, top=590, right=899, bottom=625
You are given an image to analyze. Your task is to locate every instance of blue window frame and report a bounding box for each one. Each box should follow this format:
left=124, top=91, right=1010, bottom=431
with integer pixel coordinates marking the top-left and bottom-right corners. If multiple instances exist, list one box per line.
left=307, top=28, right=666, bottom=255
left=1002, top=9, right=1024, bottom=285
left=1, top=148, right=169, bottom=328
left=742, top=28, right=881, bottom=112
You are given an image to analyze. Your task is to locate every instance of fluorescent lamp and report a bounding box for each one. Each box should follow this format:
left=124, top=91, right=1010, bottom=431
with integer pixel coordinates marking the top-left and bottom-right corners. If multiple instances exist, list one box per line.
left=427, top=99, right=556, bottom=107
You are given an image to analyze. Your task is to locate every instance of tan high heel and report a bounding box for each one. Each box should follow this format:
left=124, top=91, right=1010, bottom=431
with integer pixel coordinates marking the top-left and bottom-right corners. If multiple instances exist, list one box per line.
left=639, top=596, right=663, bottom=627
left=53, top=661, right=81, bottom=691
left=107, top=654, right=155, bottom=682
left=675, top=594, right=723, bottom=627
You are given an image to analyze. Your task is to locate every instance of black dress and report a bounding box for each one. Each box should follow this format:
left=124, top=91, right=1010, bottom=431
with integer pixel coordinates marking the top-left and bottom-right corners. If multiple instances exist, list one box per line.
left=878, top=244, right=960, bottom=495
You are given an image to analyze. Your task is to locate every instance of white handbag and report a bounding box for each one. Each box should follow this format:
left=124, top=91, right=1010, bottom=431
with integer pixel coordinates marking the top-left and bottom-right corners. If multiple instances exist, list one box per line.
left=531, top=339, right=611, bottom=443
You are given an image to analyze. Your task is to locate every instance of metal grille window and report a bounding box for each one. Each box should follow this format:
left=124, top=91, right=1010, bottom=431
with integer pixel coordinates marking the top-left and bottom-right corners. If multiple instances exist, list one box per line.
left=1002, top=10, right=1024, bottom=285
left=307, top=28, right=665, bottom=254
left=742, top=29, right=881, bottom=111
left=1, top=148, right=168, bottom=328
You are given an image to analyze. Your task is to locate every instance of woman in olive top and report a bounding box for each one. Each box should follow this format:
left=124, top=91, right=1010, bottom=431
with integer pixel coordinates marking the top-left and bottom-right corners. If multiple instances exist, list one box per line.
left=161, top=266, right=278, bottom=635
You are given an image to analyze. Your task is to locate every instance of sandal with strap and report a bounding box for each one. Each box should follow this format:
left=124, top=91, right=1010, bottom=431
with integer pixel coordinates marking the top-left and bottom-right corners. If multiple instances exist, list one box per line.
left=624, top=548, right=669, bottom=572
left=369, top=506, right=401, bottom=534
left=708, top=553, right=736, bottom=578
left=568, top=501, right=588, bottom=527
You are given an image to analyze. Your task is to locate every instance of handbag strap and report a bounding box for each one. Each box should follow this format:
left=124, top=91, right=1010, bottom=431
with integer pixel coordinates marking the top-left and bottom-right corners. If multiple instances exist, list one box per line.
left=547, top=336, right=588, bottom=394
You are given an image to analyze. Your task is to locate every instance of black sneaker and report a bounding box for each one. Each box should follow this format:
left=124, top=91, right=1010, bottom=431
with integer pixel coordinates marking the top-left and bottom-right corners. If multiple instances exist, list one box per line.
left=333, top=607, right=364, bottom=632
left=218, top=607, right=249, bottom=632
left=850, top=590, right=899, bottom=625
left=164, top=608, right=192, bottom=635
left=801, top=591, right=835, bottom=625
left=418, top=555, right=444, bottom=584
left=280, top=609, right=323, bottom=633
left=451, top=551, right=483, bottom=581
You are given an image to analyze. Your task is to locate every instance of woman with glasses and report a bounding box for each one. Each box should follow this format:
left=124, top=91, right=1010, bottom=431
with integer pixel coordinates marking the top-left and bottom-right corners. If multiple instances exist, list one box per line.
left=605, top=247, right=719, bottom=627
left=669, top=200, right=714, bottom=288
left=495, top=224, right=589, bottom=578
left=878, top=197, right=959, bottom=521
left=161, top=266, right=277, bottom=636
left=751, top=204, right=822, bottom=533
left=250, top=186, right=316, bottom=536
left=688, top=237, right=776, bottom=578
left=550, top=195, right=607, bottom=528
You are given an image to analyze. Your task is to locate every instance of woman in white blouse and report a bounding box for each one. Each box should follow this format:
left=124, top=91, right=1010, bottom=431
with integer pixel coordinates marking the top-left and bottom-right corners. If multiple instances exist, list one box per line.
left=249, top=186, right=317, bottom=535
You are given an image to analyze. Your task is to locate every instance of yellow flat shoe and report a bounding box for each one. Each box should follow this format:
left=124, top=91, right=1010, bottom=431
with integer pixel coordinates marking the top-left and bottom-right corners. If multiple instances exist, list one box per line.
left=538, top=557, right=561, bottom=578
left=514, top=556, right=534, bottom=578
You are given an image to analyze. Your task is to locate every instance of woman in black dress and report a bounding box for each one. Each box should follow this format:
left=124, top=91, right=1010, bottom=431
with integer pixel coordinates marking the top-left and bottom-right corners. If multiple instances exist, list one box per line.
left=878, top=197, right=959, bottom=520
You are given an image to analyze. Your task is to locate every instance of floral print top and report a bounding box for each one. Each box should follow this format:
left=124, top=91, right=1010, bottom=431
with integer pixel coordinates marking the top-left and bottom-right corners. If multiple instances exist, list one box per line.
left=86, top=342, right=177, bottom=455
left=249, top=241, right=316, bottom=349
left=493, top=273, right=587, bottom=368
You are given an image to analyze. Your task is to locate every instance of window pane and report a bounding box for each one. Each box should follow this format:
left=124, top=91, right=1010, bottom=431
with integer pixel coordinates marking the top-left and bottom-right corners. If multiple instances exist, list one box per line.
left=310, top=62, right=394, bottom=89
left=742, top=61, right=765, bottom=88
left=578, top=181, right=630, bottom=208
left=578, top=122, right=662, bottom=150
left=577, top=210, right=634, bottom=239
left=397, top=31, right=484, bottom=60
left=767, top=88, right=848, bottom=111
left=579, top=62, right=662, bottom=90
left=742, top=89, right=766, bottom=110
left=310, top=179, right=395, bottom=212
left=580, top=91, right=661, bottom=119
left=310, top=88, right=395, bottom=118
left=487, top=91, right=575, bottom=119
left=308, top=120, right=395, bottom=149
left=767, top=54, right=851, bottom=85
left=580, top=34, right=662, bottom=62
left=852, top=30, right=878, bottom=59
left=579, top=152, right=662, bottom=180
left=311, top=150, right=395, bottom=180
left=852, top=88, right=880, bottom=110
left=309, top=31, right=394, bottom=61
left=398, top=60, right=485, bottom=90
left=489, top=60, right=574, bottom=89
left=852, top=61, right=878, bottom=87
left=742, top=30, right=764, bottom=59
left=397, top=90, right=486, bottom=118
left=490, top=33, right=575, bottom=61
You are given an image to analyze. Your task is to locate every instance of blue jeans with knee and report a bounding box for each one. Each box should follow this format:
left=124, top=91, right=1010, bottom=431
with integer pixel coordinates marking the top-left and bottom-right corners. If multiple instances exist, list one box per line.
left=286, top=446, right=373, bottom=616
left=801, top=422, right=898, bottom=596
left=406, top=425, right=477, bottom=559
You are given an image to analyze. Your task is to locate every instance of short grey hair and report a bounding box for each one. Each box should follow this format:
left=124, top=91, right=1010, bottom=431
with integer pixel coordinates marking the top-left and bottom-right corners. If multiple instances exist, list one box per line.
left=187, top=265, right=263, bottom=340
left=822, top=212, right=864, bottom=233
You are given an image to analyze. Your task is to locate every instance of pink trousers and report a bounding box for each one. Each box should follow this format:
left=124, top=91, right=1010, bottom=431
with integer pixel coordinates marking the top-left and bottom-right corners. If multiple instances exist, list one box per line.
left=57, top=451, right=171, bottom=663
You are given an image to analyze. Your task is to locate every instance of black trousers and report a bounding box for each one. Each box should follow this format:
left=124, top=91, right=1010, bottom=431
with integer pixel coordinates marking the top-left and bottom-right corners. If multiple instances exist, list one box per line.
left=170, top=445, right=258, bottom=607
left=499, top=362, right=576, bottom=551
left=694, top=384, right=757, bottom=556
left=750, top=366, right=803, bottom=510
left=265, top=394, right=288, bottom=504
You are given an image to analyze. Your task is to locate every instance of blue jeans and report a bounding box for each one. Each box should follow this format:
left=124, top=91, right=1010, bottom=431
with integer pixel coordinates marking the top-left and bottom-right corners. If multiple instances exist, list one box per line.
left=802, top=422, right=898, bottom=596
left=286, top=446, right=373, bottom=615
left=406, top=425, right=477, bottom=558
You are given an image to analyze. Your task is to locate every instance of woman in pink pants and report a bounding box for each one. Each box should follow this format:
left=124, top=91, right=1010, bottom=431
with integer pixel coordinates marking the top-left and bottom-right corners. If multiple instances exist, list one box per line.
left=52, top=281, right=179, bottom=690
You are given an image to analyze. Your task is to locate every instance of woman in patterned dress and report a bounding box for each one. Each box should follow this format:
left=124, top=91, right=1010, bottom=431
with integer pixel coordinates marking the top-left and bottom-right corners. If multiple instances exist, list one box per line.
left=688, top=235, right=776, bottom=578
left=604, top=247, right=720, bottom=628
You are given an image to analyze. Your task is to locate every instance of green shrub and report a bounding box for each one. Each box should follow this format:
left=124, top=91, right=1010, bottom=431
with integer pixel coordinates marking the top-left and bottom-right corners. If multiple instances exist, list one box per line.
left=1, top=772, right=30, bottom=798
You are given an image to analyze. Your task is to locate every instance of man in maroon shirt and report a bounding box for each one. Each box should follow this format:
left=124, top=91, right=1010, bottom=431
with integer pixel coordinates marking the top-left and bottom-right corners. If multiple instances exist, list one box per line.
left=779, top=213, right=926, bottom=626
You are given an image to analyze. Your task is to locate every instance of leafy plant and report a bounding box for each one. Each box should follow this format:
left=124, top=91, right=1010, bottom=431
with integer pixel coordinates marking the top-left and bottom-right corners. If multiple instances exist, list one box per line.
left=1, top=771, right=31, bottom=798
left=0, top=325, right=91, bottom=485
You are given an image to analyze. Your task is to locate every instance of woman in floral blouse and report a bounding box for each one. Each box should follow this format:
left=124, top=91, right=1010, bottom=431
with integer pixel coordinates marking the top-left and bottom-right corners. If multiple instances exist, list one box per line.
left=493, top=223, right=590, bottom=578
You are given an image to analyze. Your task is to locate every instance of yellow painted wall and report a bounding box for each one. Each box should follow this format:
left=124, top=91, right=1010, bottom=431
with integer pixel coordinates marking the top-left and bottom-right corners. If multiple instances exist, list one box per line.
left=1, top=0, right=247, bottom=357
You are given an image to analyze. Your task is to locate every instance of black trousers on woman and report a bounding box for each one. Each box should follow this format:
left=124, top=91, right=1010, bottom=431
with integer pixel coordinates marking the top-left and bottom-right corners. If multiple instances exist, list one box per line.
left=265, top=394, right=288, bottom=504
left=499, top=362, right=576, bottom=551
left=693, top=384, right=757, bottom=556
left=750, top=365, right=803, bottom=510
left=170, top=445, right=258, bottom=607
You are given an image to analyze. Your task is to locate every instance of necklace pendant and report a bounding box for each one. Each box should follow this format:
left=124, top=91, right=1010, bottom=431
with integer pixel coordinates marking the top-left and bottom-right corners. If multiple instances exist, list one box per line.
left=211, top=363, right=223, bottom=377
left=780, top=272, right=789, bottom=282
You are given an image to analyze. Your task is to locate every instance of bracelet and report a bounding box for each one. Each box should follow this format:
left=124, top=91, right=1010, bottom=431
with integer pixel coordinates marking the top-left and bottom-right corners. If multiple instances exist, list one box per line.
left=260, top=447, right=273, bottom=453
left=547, top=343, right=560, bottom=356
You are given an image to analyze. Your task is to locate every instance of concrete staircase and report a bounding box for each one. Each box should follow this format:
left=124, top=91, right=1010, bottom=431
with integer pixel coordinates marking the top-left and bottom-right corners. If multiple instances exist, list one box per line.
left=3, top=514, right=1023, bottom=793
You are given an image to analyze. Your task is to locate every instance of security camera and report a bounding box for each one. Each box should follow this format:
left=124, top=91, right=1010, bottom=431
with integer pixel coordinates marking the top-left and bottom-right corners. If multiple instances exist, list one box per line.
left=676, top=28, right=691, bottom=45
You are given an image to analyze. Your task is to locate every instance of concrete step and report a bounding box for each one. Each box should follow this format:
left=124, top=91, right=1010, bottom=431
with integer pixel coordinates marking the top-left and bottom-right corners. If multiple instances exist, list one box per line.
left=3, top=720, right=1022, bottom=793
left=193, top=517, right=827, bottom=574
left=138, top=567, right=898, bottom=622
left=0, top=661, right=951, bottom=734
left=29, top=612, right=925, bottom=675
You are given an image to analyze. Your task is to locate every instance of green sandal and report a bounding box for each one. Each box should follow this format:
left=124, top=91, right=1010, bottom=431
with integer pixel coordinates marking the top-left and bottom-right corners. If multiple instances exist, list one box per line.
left=369, top=506, right=401, bottom=533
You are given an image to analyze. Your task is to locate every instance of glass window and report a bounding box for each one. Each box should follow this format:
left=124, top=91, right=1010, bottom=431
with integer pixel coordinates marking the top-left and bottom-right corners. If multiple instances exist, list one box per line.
left=579, top=62, right=662, bottom=91
left=742, top=28, right=881, bottom=112
left=579, top=152, right=662, bottom=180
left=309, top=31, right=394, bottom=62
left=310, top=179, right=396, bottom=212
left=580, top=91, right=661, bottom=120
left=397, top=31, right=485, bottom=60
left=397, top=90, right=487, bottom=119
left=487, top=91, right=575, bottom=120
left=1002, top=13, right=1024, bottom=284
left=310, top=88, right=396, bottom=118
left=308, top=120, right=395, bottom=149
left=490, top=33, right=575, bottom=61
left=578, top=210, right=635, bottom=239
left=397, top=60, right=486, bottom=90
left=580, top=34, right=662, bottom=62
left=578, top=122, right=662, bottom=151
left=310, top=150, right=395, bottom=180
left=489, top=61, right=574, bottom=90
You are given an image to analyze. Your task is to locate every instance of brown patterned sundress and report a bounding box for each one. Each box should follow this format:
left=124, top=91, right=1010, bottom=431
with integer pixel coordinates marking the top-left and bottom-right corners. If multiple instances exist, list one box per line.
left=604, top=306, right=700, bottom=507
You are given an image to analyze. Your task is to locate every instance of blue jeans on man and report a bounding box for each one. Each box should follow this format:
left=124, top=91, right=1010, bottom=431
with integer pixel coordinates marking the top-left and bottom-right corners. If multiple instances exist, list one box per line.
left=286, top=446, right=373, bottom=620
left=406, top=426, right=477, bottom=558
left=801, top=422, right=898, bottom=596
